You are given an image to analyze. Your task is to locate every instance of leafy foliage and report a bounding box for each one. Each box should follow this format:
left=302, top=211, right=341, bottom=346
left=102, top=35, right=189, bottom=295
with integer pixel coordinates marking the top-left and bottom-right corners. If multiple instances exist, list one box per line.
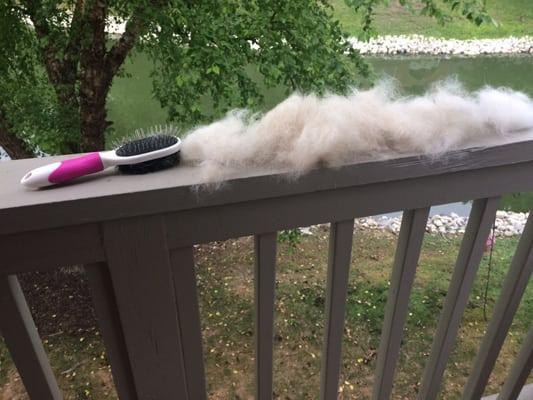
left=278, top=228, right=303, bottom=250
left=0, top=0, right=490, bottom=156
left=345, top=0, right=492, bottom=39
left=0, top=1, right=81, bottom=155
left=141, top=0, right=372, bottom=126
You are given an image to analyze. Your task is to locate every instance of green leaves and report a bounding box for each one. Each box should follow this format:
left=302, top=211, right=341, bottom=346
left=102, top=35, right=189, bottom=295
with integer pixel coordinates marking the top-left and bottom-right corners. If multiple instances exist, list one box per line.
left=344, top=0, right=491, bottom=34
left=142, top=0, right=371, bottom=127
left=0, top=3, right=71, bottom=155
left=207, top=65, right=221, bottom=75
left=422, top=0, right=491, bottom=26
left=0, top=0, right=493, bottom=156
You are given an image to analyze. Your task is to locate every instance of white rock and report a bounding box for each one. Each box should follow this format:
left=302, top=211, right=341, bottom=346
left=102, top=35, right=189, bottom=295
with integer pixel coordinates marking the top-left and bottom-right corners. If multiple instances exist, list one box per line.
left=350, top=35, right=533, bottom=56
left=300, top=227, right=313, bottom=235
left=0, top=147, right=9, bottom=161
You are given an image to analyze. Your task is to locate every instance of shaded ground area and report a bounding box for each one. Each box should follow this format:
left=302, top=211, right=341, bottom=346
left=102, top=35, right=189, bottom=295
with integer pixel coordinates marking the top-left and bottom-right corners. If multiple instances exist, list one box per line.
left=1, top=229, right=532, bottom=399
left=18, top=268, right=98, bottom=336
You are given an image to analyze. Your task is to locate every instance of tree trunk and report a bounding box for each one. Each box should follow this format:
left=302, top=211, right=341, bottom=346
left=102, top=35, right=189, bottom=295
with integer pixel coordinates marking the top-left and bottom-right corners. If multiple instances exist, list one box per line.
left=78, top=0, right=149, bottom=153
left=79, top=0, right=111, bottom=153
left=26, top=0, right=82, bottom=154
left=79, top=80, right=109, bottom=152
left=0, top=108, right=34, bottom=159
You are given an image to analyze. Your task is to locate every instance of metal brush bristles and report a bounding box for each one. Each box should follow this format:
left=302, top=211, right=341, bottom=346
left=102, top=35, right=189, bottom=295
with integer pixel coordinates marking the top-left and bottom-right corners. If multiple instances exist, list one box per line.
left=132, top=124, right=179, bottom=140
left=115, top=125, right=181, bottom=174
left=111, top=124, right=180, bottom=149
left=116, top=135, right=178, bottom=157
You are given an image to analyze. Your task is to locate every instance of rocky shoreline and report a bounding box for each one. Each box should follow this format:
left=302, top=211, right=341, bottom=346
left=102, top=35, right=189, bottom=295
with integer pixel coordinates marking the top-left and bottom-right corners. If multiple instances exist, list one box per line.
left=70, top=19, right=533, bottom=56
left=349, top=34, right=533, bottom=56
left=300, top=210, right=528, bottom=237
left=360, top=210, right=527, bottom=236
left=103, top=19, right=533, bottom=56
left=107, top=20, right=533, bottom=56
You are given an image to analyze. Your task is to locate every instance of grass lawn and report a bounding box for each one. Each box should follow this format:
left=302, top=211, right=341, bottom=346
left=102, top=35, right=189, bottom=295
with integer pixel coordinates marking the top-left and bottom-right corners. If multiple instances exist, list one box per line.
left=1, top=229, right=532, bottom=399
left=331, top=0, right=533, bottom=39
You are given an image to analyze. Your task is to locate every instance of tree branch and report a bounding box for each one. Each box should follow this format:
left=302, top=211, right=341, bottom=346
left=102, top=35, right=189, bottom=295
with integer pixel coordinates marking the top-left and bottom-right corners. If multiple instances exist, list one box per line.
left=105, top=1, right=168, bottom=80
left=64, top=0, right=85, bottom=71
left=104, top=13, right=146, bottom=80
left=23, top=0, right=63, bottom=82
left=0, top=107, right=34, bottom=159
left=22, top=0, right=80, bottom=108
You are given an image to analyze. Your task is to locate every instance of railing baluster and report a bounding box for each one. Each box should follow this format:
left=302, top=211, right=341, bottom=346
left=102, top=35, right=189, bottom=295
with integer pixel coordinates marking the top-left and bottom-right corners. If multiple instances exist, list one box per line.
left=418, top=197, right=500, bottom=400
left=85, top=262, right=138, bottom=400
left=254, top=232, right=278, bottom=400
left=462, top=212, right=533, bottom=400
left=0, top=274, right=61, bottom=400
left=497, top=324, right=533, bottom=400
left=102, top=215, right=189, bottom=399
left=320, top=219, right=355, bottom=400
left=482, top=384, right=533, bottom=400
left=170, top=247, right=207, bottom=400
left=372, top=207, right=430, bottom=400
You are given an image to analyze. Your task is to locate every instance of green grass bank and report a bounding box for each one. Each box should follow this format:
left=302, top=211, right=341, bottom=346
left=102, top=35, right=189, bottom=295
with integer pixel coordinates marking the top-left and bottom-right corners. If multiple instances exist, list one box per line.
left=331, top=0, right=533, bottom=39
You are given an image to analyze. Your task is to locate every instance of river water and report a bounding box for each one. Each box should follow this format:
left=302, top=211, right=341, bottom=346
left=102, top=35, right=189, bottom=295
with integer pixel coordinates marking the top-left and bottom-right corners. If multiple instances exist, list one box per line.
left=108, top=54, right=533, bottom=215
left=368, top=56, right=533, bottom=215
left=3, top=55, right=530, bottom=214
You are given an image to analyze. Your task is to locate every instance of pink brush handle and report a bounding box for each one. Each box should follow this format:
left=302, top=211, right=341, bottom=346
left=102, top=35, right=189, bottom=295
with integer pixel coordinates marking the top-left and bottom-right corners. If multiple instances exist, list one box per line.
left=49, top=153, right=105, bottom=184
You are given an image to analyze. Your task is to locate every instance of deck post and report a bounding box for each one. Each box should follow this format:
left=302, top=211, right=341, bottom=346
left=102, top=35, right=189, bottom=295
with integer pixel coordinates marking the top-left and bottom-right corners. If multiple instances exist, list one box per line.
left=85, top=263, right=138, bottom=400
left=102, top=215, right=190, bottom=399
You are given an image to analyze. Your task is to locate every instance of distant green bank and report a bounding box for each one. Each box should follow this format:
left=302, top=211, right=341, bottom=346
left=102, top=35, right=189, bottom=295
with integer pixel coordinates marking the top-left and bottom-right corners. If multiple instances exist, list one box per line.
left=331, top=0, right=533, bottom=39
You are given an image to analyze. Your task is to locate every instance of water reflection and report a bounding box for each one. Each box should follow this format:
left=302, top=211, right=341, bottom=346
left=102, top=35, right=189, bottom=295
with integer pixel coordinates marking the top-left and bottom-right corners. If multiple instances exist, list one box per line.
left=369, top=55, right=533, bottom=96
left=107, top=55, right=533, bottom=213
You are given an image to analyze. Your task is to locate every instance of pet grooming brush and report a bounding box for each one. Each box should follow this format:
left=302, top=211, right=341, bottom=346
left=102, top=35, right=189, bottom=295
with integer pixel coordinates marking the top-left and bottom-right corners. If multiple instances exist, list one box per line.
left=20, top=133, right=181, bottom=189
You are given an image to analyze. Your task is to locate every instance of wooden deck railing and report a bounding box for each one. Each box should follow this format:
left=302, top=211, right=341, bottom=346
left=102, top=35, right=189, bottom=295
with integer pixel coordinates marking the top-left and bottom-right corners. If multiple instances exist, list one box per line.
left=2, top=140, right=533, bottom=399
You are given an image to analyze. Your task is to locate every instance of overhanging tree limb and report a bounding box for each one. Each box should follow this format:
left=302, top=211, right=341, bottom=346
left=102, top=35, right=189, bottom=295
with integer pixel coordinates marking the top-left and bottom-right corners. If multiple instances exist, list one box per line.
left=105, top=1, right=167, bottom=79
left=1, top=0, right=492, bottom=157
left=23, top=1, right=63, bottom=85
left=105, top=13, right=146, bottom=79
left=63, top=0, right=85, bottom=86
left=0, top=107, right=34, bottom=159
left=23, top=0, right=80, bottom=119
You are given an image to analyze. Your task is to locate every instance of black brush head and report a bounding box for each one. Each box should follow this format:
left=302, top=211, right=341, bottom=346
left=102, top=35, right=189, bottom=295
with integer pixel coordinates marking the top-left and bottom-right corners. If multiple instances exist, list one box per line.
left=116, top=134, right=180, bottom=174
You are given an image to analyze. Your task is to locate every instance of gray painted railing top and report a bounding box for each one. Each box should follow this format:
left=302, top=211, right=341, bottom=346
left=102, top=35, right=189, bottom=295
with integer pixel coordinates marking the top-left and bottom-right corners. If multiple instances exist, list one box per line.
left=3, top=139, right=533, bottom=236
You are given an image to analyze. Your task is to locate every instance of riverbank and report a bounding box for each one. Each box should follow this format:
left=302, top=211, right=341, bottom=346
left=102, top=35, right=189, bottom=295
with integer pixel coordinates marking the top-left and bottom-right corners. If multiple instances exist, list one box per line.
left=333, top=0, right=533, bottom=40
left=105, top=16, right=533, bottom=56
left=298, top=210, right=526, bottom=238
left=355, top=210, right=526, bottom=236
left=349, top=34, right=533, bottom=55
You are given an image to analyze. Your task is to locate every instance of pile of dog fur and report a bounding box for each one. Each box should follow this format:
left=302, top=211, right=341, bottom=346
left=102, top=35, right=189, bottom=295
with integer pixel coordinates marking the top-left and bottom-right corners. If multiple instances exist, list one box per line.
left=180, top=80, right=533, bottom=182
